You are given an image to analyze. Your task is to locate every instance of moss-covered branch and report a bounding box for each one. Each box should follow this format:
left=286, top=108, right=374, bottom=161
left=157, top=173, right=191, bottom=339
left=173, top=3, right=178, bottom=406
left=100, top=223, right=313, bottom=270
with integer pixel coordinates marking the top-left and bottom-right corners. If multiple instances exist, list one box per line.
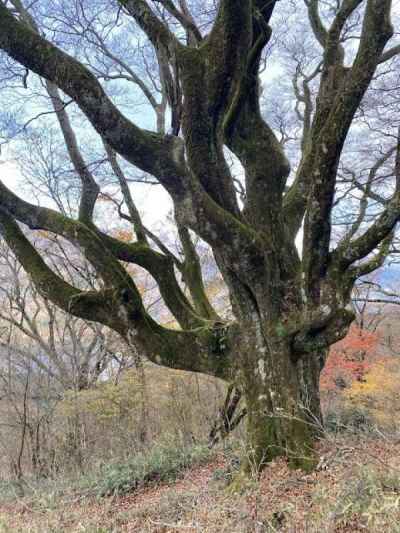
left=118, top=0, right=179, bottom=51
left=301, top=0, right=393, bottom=300
left=0, top=197, right=236, bottom=379
left=293, top=308, right=355, bottom=354
left=0, top=179, right=207, bottom=330
left=177, top=222, right=219, bottom=321
left=204, top=0, right=252, bottom=128
left=0, top=2, right=187, bottom=198
left=332, top=131, right=399, bottom=271
left=46, top=82, right=100, bottom=224
left=223, top=3, right=290, bottom=233
left=8, top=1, right=100, bottom=224
left=0, top=210, right=119, bottom=329
left=156, top=0, right=202, bottom=44
left=304, top=0, right=328, bottom=48
left=285, top=0, right=392, bottom=246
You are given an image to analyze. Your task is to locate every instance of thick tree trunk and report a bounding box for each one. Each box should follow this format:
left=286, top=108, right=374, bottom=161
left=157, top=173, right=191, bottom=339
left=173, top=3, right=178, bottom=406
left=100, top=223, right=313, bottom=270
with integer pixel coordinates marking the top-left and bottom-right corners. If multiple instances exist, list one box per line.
left=237, top=322, right=323, bottom=473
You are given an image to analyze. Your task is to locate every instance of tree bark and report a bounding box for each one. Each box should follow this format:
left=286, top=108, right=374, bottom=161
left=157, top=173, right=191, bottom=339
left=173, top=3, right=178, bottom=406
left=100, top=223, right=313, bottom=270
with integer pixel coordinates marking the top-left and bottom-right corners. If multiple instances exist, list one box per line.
left=235, top=314, right=322, bottom=472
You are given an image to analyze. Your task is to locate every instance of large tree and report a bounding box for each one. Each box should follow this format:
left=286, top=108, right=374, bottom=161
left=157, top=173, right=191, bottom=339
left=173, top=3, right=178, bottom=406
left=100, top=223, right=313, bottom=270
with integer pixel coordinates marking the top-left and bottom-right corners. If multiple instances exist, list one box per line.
left=0, top=0, right=399, bottom=473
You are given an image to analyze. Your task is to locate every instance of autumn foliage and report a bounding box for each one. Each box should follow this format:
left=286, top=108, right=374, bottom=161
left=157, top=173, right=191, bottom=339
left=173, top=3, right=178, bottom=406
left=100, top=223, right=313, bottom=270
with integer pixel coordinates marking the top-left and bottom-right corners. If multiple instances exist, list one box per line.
left=320, top=325, right=380, bottom=393
left=320, top=322, right=400, bottom=430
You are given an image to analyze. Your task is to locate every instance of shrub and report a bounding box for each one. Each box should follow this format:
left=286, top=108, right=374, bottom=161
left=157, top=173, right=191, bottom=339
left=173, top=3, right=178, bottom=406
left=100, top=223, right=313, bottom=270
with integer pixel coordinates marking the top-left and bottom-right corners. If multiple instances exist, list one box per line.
left=327, top=467, right=400, bottom=529
left=93, top=443, right=212, bottom=496
left=324, top=405, right=374, bottom=433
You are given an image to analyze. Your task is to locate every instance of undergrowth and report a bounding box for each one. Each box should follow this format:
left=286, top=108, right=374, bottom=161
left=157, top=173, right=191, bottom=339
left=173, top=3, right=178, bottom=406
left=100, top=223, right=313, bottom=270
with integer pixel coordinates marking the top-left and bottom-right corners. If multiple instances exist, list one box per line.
left=90, top=442, right=212, bottom=496
left=0, top=441, right=213, bottom=505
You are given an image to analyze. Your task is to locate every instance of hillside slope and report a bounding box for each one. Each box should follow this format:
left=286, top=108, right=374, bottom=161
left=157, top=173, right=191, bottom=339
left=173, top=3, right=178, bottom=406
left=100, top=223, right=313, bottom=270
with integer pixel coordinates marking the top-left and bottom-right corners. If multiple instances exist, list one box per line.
left=1, top=434, right=400, bottom=532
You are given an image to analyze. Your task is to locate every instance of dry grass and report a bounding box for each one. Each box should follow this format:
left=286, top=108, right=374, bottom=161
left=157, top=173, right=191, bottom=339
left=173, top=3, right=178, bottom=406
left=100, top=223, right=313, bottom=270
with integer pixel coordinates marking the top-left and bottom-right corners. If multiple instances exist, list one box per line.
left=1, top=433, right=400, bottom=532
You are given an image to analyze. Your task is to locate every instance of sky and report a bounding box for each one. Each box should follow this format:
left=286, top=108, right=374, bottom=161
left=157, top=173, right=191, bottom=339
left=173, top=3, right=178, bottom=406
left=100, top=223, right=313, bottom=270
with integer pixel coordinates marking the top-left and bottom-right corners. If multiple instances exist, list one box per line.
left=0, top=149, right=173, bottom=230
left=0, top=160, right=19, bottom=190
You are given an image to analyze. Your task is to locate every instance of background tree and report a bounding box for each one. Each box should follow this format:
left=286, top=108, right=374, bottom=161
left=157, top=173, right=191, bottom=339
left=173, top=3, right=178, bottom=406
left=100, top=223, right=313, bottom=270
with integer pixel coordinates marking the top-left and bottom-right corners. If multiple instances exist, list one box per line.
left=0, top=347, right=61, bottom=482
left=0, top=237, right=122, bottom=392
left=0, top=0, right=399, bottom=474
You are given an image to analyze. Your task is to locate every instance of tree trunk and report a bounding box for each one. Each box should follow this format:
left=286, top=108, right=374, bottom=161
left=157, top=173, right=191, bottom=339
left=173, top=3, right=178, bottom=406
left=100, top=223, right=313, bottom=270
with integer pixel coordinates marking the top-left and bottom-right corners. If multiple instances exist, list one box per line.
left=297, top=349, right=327, bottom=431
left=237, top=322, right=323, bottom=473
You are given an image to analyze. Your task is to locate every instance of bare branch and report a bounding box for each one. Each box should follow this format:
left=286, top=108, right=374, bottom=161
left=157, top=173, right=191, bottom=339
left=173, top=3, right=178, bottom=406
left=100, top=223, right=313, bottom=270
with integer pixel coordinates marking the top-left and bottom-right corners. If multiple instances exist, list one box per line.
left=153, top=0, right=202, bottom=44
left=103, top=142, right=147, bottom=243
left=119, top=0, right=180, bottom=50
left=46, top=82, right=100, bottom=223
left=333, top=129, right=400, bottom=271
left=0, top=3, right=187, bottom=196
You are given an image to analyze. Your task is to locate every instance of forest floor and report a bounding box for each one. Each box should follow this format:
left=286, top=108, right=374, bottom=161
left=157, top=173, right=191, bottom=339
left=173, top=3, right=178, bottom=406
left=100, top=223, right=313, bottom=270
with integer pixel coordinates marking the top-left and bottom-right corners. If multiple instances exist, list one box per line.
left=1, top=434, right=400, bottom=532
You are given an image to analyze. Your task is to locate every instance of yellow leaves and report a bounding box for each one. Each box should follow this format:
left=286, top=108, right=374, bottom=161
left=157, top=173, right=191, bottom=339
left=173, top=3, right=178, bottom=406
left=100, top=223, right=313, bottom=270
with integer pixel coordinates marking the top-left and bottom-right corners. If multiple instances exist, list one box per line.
left=344, top=357, right=400, bottom=426
left=60, top=370, right=141, bottom=422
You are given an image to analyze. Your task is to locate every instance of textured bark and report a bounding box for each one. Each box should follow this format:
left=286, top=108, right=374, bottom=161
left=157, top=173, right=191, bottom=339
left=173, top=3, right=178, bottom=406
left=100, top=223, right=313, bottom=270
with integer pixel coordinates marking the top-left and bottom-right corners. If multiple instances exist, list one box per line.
left=0, top=0, right=398, bottom=475
left=238, top=328, right=318, bottom=471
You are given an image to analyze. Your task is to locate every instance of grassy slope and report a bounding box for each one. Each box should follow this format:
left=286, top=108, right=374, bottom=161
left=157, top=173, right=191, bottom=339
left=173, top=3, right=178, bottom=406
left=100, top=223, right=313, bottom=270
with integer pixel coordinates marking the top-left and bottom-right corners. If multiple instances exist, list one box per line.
left=1, top=434, right=400, bottom=532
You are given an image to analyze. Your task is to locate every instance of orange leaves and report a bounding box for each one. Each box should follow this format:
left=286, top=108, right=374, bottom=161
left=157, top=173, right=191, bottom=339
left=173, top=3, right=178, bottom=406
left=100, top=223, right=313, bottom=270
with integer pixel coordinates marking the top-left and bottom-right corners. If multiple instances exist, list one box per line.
left=113, top=229, right=134, bottom=242
left=320, top=325, right=379, bottom=393
left=322, top=323, right=400, bottom=429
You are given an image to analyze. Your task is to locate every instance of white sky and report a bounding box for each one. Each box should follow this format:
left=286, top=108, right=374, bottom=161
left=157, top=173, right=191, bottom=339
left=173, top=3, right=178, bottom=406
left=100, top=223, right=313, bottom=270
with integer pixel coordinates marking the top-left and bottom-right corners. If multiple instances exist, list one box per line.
left=0, top=160, right=18, bottom=187
left=0, top=153, right=173, bottom=229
